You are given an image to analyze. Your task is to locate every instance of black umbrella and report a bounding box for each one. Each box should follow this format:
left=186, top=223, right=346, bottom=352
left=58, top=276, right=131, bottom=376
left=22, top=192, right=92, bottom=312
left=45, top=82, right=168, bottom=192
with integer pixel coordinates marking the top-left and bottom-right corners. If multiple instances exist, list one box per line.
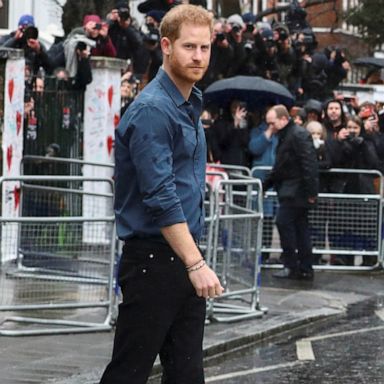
left=353, top=57, right=384, bottom=68
left=203, top=76, right=295, bottom=109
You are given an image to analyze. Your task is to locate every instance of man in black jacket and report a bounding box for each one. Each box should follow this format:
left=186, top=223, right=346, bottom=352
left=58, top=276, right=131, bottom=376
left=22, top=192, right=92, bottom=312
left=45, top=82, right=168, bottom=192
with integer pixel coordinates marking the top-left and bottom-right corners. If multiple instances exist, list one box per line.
left=264, top=105, right=318, bottom=280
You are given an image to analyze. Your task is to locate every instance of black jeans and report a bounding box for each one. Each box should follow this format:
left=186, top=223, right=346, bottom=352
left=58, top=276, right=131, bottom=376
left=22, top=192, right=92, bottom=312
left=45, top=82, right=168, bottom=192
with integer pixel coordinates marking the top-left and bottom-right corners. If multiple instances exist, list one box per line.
left=276, top=205, right=313, bottom=273
left=99, top=238, right=206, bottom=384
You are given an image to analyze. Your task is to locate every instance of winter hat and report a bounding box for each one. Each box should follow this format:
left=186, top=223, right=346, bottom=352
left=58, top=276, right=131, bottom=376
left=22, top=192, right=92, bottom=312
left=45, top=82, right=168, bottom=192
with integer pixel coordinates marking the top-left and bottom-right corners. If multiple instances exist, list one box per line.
left=242, top=12, right=256, bottom=24
left=146, top=10, right=166, bottom=23
left=261, top=29, right=273, bottom=40
left=18, top=14, right=35, bottom=28
left=83, top=14, right=102, bottom=27
left=227, top=14, right=245, bottom=28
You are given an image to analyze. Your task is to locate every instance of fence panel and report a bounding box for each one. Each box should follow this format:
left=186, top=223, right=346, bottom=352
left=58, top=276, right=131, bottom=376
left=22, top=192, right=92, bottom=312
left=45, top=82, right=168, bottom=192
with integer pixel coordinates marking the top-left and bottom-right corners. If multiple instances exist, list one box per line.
left=208, top=179, right=265, bottom=323
left=0, top=176, right=115, bottom=336
left=23, top=85, right=84, bottom=159
left=251, top=166, right=383, bottom=270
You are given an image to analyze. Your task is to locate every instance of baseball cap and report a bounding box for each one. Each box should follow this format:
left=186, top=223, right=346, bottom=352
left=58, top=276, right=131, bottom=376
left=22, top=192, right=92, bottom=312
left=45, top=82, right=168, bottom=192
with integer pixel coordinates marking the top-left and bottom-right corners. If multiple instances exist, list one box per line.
left=18, top=14, right=35, bottom=28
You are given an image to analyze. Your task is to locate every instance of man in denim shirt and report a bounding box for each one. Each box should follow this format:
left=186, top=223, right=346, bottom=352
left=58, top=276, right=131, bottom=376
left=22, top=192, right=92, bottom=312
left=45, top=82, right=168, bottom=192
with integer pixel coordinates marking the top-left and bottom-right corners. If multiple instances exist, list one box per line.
left=100, top=5, right=223, bottom=384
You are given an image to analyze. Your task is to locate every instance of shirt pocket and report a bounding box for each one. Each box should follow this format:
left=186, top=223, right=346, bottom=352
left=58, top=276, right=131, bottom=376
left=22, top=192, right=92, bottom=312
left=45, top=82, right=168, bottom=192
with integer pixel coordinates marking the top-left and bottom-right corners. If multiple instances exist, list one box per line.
left=181, top=124, right=197, bottom=157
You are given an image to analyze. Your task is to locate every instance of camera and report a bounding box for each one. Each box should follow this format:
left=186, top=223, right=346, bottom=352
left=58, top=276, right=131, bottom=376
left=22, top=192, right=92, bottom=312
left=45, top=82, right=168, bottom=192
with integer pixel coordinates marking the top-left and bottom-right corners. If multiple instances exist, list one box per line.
left=246, top=23, right=254, bottom=33
left=94, top=23, right=102, bottom=30
left=231, top=24, right=241, bottom=33
left=216, top=32, right=225, bottom=42
left=23, top=26, right=39, bottom=40
left=76, top=41, right=87, bottom=51
left=276, top=28, right=288, bottom=41
left=346, top=132, right=364, bottom=145
left=201, top=119, right=212, bottom=127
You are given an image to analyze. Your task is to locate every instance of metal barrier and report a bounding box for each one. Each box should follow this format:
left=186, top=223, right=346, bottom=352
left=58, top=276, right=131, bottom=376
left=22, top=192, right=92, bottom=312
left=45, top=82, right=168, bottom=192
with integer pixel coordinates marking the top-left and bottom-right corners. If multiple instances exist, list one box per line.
left=203, top=170, right=228, bottom=266
left=206, top=163, right=252, bottom=179
left=251, top=166, right=384, bottom=271
left=0, top=176, right=116, bottom=335
left=207, top=178, right=266, bottom=323
left=21, top=155, right=114, bottom=177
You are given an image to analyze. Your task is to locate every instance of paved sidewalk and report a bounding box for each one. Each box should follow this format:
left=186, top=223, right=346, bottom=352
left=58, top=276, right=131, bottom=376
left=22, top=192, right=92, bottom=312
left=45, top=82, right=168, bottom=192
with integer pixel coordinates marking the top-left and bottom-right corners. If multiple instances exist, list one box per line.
left=1, top=269, right=383, bottom=384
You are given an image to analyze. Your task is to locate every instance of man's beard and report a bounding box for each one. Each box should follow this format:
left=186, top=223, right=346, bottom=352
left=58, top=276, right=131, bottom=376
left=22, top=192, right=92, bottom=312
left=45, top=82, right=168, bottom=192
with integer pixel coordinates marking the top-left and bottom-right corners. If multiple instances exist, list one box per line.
left=169, top=55, right=208, bottom=84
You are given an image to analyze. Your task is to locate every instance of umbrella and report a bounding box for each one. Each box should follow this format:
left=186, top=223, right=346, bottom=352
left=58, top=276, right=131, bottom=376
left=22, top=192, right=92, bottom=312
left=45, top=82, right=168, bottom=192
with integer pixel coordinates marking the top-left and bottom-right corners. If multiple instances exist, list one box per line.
left=353, top=57, right=384, bottom=68
left=203, top=76, right=295, bottom=109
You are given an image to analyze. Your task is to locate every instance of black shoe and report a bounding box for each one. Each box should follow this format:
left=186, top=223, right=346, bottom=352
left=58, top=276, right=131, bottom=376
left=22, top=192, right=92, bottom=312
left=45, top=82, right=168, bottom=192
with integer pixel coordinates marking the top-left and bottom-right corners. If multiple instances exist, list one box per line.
left=272, top=268, right=300, bottom=279
left=298, top=270, right=314, bottom=281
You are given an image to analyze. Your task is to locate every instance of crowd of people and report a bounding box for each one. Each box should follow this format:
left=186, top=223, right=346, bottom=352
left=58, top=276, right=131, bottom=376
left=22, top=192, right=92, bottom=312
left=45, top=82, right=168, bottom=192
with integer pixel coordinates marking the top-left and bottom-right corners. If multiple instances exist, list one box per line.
left=2, top=2, right=384, bottom=269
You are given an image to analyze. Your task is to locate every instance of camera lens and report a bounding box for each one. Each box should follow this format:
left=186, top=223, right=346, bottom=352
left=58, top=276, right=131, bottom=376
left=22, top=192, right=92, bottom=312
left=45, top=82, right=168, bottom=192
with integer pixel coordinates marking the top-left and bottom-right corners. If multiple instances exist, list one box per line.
left=216, top=33, right=225, bottom=41
left=232, top=25, right=240, bottom=33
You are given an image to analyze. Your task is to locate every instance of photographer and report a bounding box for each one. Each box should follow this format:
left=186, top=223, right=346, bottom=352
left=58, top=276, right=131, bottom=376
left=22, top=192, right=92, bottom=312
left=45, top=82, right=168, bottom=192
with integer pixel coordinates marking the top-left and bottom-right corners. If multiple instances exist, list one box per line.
left=253, top=28, right=280, bottom=81
left=294, top=32, right=331, bottom=102
left=82, top=15, right=116, bottom=57
left=328, top=115, right=380, bottom=266
left=212, top=100, right=250, bottom=167
left=199, top=19, right=234, bottom=89
left=108, top=2, right=142, bottom=64
left=324, top=46, right=350, bottom=93
left=225, top=14, right=246, bottom=77
left=136, top=30, right=162, bottom=88
left=329, top=115, right=380, bottom=192
left=359, top=102, right=384, bottom=174
left=274, top=24, right=297, bottom=92
left=1, top=15, right=52, bottom=75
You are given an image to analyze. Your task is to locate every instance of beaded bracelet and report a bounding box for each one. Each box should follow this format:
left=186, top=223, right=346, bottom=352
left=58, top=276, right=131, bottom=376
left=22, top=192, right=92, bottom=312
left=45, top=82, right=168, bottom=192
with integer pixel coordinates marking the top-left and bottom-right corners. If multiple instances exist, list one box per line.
left=187, top=260, right=206, bottom=273
left=185, top=258, right=204, bottom=270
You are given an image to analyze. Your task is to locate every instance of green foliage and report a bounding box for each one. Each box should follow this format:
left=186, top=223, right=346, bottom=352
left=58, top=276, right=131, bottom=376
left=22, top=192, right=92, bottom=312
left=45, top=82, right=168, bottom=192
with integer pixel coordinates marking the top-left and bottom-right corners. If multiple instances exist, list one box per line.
left=62, top=0, right=117, bottom=34
left=345, top=0, right=384, bottom=50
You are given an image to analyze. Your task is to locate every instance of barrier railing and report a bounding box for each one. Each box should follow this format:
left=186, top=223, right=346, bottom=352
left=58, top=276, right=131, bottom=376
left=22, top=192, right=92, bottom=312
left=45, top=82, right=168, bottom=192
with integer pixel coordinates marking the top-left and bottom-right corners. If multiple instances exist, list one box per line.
left=207, top=178, right=266, bottom=322
left=0, top=176, right=116, bottom=336
left=251, top=166, right=383, bottom=271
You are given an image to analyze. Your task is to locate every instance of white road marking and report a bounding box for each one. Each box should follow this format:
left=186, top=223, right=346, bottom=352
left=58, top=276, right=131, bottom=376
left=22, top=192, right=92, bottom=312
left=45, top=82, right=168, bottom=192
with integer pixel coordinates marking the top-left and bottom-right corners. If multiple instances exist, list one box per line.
left=207, top=325, right=384, bottom=382
left=296, top=339, right=315, bottom=360
left=375, top=309, right=384, bottom=322
left=205, top=361, right=304, bottom=382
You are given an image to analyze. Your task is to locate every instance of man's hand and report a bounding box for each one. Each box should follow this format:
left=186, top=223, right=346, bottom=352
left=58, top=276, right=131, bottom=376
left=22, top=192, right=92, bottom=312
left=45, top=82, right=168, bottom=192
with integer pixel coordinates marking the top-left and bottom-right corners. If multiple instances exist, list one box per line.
left=160, top=223, right=224, bottom=299
left=188, top=264, right=224, bottom=299
left=15, top=28, right=23, bottom=40
left=27, top=38, right=41, bottom=53
left=337, top=127, right=349, bottom=141
left=99, top=23, right=109, bottom=38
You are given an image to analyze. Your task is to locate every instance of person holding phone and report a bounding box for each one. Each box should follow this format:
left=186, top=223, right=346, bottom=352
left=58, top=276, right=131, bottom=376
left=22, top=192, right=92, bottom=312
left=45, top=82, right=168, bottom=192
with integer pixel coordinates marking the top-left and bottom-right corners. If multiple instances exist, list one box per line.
left=212, top=99, right=251, bottom=167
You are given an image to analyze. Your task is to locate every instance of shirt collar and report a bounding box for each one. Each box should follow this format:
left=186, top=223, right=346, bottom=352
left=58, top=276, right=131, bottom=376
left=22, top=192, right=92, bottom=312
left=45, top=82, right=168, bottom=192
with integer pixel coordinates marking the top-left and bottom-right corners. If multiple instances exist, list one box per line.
left=156, top=67, right=202, bottom=108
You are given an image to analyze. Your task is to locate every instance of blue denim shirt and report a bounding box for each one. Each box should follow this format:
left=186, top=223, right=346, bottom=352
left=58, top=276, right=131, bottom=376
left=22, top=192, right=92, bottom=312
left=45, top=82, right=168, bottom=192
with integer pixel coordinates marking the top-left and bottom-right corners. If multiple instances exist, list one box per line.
left=114, top=68, right=206, bottom=241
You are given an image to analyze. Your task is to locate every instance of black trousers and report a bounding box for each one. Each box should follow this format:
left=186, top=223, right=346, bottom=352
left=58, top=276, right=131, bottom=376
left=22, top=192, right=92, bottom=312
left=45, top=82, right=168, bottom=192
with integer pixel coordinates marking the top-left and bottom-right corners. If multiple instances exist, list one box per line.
left=276, top=205, right=313, bottom=273
left=99, top=239, right=206, bottom=384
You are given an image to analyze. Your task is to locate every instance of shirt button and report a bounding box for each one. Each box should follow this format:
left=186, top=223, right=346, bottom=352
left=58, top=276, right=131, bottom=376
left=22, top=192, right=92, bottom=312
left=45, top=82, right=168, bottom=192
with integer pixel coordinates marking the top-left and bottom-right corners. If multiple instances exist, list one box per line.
left=142, top=269, right=147, bottom=273
left=170, top=257, right=175, bottom=262
left=149, top=254, right=154, bottom=259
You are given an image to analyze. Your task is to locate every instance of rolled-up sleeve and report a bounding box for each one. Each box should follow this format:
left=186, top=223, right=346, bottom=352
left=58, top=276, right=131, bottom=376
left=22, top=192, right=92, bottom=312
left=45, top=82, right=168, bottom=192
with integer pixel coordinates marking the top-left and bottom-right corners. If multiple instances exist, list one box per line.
left=128, top=104, right=186, bottom=227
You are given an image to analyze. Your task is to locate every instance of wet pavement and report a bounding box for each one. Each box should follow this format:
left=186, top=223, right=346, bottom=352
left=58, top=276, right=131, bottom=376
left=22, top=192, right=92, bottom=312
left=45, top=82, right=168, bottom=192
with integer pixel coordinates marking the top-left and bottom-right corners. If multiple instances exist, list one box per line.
left=203, top=297, right=384, bottom=383
left=0, top=269, right=383, bottom=383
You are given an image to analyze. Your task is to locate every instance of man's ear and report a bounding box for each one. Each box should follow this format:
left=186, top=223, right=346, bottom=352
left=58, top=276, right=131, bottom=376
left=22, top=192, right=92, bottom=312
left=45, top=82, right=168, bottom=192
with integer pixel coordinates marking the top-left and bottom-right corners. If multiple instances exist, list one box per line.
left=161, top=37, right=172, bottom=55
